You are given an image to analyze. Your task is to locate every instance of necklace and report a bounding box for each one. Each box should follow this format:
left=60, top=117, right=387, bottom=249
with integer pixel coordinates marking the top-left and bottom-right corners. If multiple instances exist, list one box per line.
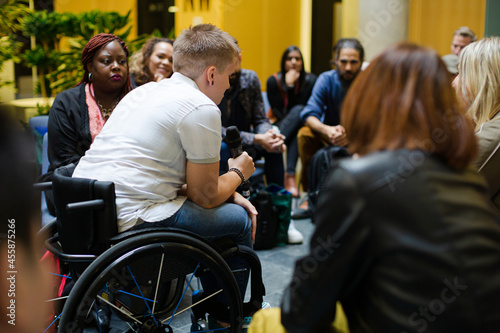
left=96, top=99, right=119, bottom=121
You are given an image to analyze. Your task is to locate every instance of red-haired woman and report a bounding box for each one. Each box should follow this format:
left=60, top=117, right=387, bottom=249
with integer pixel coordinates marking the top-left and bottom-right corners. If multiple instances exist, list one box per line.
left=41, top=33, right=133, bottom=214
left=278, top=43, right=500, bottom=332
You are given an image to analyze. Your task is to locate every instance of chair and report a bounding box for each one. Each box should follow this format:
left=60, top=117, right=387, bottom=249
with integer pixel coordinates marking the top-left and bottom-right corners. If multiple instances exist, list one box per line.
left=28, top=115, right=49, bottom=175
left=262, top=91, right=271, bottom=113
left=29, top=115, right=56, bottom=226
left=40, top=132, right=55, bottom=226
left=44, top=164, right=265, bottom=333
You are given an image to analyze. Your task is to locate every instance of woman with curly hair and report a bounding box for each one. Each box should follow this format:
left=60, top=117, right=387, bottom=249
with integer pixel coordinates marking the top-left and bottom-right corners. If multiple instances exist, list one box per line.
left=130, top=37, right=174, bottom=87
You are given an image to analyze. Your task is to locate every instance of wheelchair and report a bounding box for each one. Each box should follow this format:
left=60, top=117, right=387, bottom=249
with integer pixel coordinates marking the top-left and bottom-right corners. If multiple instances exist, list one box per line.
left=41, top=164, right=265, bottom=333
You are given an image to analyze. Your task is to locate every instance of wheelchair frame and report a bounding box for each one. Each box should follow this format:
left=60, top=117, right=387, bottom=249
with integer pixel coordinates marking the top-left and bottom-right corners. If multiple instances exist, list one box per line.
left=40, top=165, right=265, bottom=333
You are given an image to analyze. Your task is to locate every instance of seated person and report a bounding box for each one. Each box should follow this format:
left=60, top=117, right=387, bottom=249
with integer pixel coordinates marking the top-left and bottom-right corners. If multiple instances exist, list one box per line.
left=73, top=24, right=257, bottom=328
left=440, top=27, right=476, bottom=79
left=293, top=39, right=364, bottom=219
left=266, top=45, right=317, bottom=197
left=218, top=42, right=286, bottom=188
left=453, top=36, right=500, bottom=211
left=256, top=42, right=500, bottom=333
left=40, top=33, right=133, bottom=214
left=129, top=37, right=174, bottom=87
left=449, top=26, right=477, bottom=56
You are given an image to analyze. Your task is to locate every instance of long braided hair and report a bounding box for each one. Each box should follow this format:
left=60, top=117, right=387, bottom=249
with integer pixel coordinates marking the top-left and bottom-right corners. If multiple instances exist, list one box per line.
left=78, top=33, right=133, bottom=96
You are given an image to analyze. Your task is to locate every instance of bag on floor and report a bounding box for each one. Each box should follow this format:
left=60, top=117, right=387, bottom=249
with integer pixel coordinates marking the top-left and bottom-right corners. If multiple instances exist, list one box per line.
left=250, top=184, right=292, bottom=250
left=308, top=146, right=350, bottom=222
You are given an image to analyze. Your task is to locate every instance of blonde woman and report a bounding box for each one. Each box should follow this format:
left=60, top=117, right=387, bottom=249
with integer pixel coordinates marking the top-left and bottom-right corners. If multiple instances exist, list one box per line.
left=453, top=36, right=500, bottom=209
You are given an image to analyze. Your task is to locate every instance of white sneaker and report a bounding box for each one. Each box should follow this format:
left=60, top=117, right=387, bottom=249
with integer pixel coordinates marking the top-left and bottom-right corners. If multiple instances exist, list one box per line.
left=288, top=220, right=304, bottom=244
left=261, top=301, right=271, bottom=309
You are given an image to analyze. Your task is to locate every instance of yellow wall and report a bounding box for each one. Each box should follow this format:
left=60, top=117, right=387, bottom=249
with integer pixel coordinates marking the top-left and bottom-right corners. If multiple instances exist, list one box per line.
left=224, top=0, right=303, bottom=90
left=174, top=0, right=223, bottom=31
left=55, top=0, right=303, bottom=90
left=341, top=0, right=359, bottom=39
left=409, top=0, right=486, bottom=56
left=52, top=0, right=487, bottom=88
left=339, top=0, right=485, bottom=57
left=54, top=0, right=138, bottom=37
left=174, top=0, right=303, bottom=91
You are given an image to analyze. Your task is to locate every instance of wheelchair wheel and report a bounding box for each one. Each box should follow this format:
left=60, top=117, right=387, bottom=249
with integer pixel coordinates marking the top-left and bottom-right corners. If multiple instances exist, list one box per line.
left=57, top=231, right=244, bottom=333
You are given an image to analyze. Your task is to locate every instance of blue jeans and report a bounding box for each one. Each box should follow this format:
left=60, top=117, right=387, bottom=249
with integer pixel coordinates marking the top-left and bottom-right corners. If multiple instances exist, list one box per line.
left=133, top=200, right=252, bottom=308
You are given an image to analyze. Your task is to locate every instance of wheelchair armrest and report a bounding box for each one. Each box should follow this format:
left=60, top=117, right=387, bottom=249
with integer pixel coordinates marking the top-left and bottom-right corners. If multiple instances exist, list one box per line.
left=33, top=181, right=52, bottom=191
left=44, top=234, right=96, bottom=263
left=66, top=199, right=105, bottom=212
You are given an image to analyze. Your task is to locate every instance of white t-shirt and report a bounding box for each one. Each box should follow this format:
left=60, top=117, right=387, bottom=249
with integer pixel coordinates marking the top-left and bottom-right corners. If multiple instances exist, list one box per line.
left=73, top=73, right=222, bottom=232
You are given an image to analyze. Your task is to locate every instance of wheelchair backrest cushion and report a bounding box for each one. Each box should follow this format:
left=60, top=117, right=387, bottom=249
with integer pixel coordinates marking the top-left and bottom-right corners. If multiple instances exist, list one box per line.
left=53, top=164, right=118, bottom=255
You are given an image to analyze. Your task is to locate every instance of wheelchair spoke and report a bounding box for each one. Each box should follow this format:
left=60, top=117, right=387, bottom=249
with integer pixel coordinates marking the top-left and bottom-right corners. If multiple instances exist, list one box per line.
left=151, top=252, right=165, bottom=314
left=127, top=265, right=159, bottom=325
left=43, top=312, right=63, bottom=333
left=94, top=302, right=101, bottom=333
left=47, top=272, right=72, bottom=279
left=58, top=233, right=245, bottom=333
left=45, top=295, right=69, bottom=302
left=162, top=288, right=222, bottom=323
left=167, top=262, right=200, bottom=325
left=116, top=290, right=155, bottom=303
left=97, top=295, right=143, bottom=325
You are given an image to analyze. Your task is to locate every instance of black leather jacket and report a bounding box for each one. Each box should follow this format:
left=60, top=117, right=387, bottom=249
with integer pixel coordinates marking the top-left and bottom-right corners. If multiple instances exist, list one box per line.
left=281, top=149, right=500, bottom=333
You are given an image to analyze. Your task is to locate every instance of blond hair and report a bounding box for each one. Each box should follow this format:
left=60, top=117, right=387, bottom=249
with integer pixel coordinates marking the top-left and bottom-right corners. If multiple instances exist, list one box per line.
left=173, top=24, right=240, bottom=80
left=458, top=37, right=500, bottom=130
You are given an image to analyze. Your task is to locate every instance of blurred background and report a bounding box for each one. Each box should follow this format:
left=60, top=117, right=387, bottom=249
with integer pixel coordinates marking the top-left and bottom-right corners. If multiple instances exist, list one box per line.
left=0, top=0, right=498, bottom=122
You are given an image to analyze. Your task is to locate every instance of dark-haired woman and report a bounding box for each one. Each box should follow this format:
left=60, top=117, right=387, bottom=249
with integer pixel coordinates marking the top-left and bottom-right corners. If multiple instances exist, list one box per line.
left=266, top=46, right=316, bottom=197
left=130, top=37, right=174, bottom=87
left=41, top=33, right=133, bottom=214
left=277, top=43, right=500, bottom=332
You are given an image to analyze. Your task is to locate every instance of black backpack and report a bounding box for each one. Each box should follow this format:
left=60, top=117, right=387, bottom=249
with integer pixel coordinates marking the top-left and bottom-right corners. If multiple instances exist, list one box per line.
left=307, top=146, right=350, bottom=222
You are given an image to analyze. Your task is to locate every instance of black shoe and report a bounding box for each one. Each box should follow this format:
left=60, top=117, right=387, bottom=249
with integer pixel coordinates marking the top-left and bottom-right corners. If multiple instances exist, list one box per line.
left=291, top=207, right=310, bottom=219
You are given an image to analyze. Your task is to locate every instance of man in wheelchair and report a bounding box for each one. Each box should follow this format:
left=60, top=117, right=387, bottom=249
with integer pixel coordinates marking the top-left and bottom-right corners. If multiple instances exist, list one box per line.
left=66, top=24, right=262, bottom=332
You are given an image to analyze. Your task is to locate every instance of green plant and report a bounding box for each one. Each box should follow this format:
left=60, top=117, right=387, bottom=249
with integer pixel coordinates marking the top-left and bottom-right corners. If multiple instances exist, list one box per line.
left=0, top=0, right=30, bottom=95
left=36, top=101, right=51, bottom=116
left=18, top=8, right=150, bottom=99
left=46, top=10, right=151, bottom=95
left=20, top=10, right=81, bottom=98
left=7, top=4, right=169, bottom=103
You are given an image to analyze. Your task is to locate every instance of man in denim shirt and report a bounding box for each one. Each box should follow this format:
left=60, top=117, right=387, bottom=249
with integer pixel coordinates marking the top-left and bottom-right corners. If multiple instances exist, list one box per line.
left=294, top=39, right=364, bottom=218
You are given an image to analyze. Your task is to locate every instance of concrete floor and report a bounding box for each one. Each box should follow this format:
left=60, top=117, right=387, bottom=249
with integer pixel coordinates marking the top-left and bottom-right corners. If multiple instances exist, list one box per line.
left=254, top=217, right=314, bottom=308
left=170, top=214, right=315, bottom=332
